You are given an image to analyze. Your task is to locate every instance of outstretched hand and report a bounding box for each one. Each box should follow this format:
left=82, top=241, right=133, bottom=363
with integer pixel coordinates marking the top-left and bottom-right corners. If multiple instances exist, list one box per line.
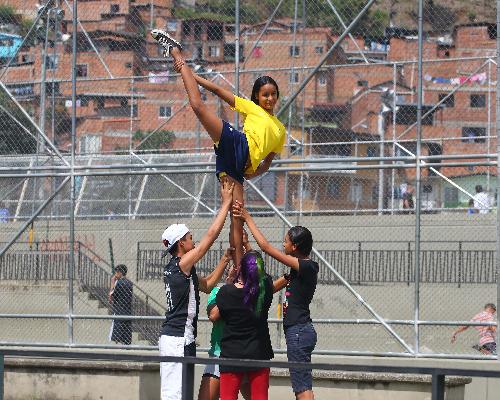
left=232, top=200, right=248, bottom=221
left=220, top=179, right=235, bottom=204
left=173, top=59, right=185, bottom=73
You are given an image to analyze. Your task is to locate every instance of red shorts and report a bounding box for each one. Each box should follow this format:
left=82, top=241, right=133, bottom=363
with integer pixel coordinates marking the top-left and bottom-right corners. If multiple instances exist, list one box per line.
left=220, top=368, right=270, bottom=400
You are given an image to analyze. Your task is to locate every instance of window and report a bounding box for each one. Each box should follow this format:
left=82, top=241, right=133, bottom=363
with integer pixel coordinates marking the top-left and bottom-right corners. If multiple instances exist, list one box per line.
left=194, top=24, right=202, bottom=40
left=462, top=127, right=486, bottom=143
left=470, top=94, right=486, bottom=108
left=80, top=135, right=101, bottom=154
left=366, top=146, right=378, bottom=157
left=438, top=93, right=454, bottom=107
left=444, top=187, right=458, bottom=206
left=315, top=46, right=323, bottom=54
left=79, top=97, right=89, bottom=107
left=318, top=73, right=327, bottom=86
left=45, top=55, right=58, bottom=70
left=208, top=46, right=220, bottom=57
left=357, top=80, right=368, bottom=87
left=349, top=181, right=363, bottom=203
left=167, top=21, right=177, bottom=32
left=207, top=25, right=223, bottom=41
left=289, top=72, right=299, bottom=84
left=110, top=4, right=119, bottom=13
left=327, top=178, right=341, bottom=199
left=76, top=64, right=87, bottom=77
left=45, top=82, right=59, bottom=96
left=289, top=45, right=300, bottom=57
left=159, top=106, right=172, bottom=118
left=223, top=44, right=244, bottom=61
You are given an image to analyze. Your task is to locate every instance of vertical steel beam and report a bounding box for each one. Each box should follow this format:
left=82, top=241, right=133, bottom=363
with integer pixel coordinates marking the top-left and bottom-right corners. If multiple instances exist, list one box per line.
left=414, top=0, right=425, bottom=355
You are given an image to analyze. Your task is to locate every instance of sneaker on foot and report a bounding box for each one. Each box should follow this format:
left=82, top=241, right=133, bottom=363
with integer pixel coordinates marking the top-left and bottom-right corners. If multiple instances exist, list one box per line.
left=151, top=29, right=182, bottom=58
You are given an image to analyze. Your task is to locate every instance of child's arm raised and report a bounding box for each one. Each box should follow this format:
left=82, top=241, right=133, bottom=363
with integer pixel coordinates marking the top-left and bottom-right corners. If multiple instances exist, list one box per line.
left=244, top=152, right=276, bottom=179
left=173, top=59, right=235, bottom=107
left=232, top=201, right=300, bottom=271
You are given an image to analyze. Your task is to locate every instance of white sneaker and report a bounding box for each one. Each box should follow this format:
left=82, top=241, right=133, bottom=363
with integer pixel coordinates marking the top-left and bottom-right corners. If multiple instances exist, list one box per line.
left=151, top=29, right=183, bottom=58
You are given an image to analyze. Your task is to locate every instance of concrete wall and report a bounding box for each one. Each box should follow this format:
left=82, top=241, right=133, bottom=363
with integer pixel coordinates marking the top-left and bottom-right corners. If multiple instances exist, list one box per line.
left=3, top=356, right=475, bottom=400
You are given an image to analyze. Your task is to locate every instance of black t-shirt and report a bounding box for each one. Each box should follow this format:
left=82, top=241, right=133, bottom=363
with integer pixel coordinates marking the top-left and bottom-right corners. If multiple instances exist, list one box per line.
left=112, top=278, right=133, bottom=316
left=160, top=256, right=200, bottom=343
left=283, top=258, right=319, bottom=328
left=216, top=275, right=274, bottom=372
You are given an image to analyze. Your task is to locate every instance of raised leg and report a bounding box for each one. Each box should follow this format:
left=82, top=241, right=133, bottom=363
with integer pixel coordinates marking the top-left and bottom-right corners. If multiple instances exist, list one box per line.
left=170, top=48, right=223, bottom=144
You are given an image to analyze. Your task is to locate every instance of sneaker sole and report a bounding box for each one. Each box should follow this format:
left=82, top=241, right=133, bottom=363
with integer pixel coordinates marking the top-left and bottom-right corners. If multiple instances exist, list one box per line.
left=150, top=29, right=183, bottom=51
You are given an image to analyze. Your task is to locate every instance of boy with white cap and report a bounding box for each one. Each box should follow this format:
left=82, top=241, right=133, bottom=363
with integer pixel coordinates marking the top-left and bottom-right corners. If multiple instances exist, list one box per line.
left=159, top=179, right=234, bottom=400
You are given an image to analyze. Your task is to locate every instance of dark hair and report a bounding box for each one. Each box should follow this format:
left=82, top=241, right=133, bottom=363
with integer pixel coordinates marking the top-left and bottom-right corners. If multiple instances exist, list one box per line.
left=476, top=185, right=483, bottom=193
left=167, top=232, right=189, bottom=256
left=485, top=303, right=496, bottom=311
left=115, top=264, right=127, bottom=275
left=287, top=226, right=313, bottom=256
left=240, top=250, right=266, bottom=315
left=251, top=76, right=279, bottom=105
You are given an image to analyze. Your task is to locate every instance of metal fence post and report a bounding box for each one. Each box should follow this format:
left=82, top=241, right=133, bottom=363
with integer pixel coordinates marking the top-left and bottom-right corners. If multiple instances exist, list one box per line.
left=496, top=0, right=500, bottom=362
left=0, top=352, right=3, bottom=400
left=414, top=0, right=425, bottom=357
left=431, top=373, right=445, bottom=400
left=181, top=361, right=194, bottom=400
left=458, top=241, right=463, bottom=288
left=357, top=241, right=362, bottom=285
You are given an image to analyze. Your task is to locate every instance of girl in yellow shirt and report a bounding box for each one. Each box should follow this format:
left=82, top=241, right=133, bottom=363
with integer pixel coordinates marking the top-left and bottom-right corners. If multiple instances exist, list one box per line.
left=151, top=29, right=286, bottom=269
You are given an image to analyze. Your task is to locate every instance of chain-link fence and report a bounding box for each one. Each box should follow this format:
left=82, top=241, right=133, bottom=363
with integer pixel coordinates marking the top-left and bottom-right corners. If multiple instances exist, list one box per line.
left=0, top=0, right=499, bottom=359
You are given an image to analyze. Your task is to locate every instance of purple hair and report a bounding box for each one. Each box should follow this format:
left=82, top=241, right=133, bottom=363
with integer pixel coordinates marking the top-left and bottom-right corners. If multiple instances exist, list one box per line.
left=240, top=250, right=266, bottom=315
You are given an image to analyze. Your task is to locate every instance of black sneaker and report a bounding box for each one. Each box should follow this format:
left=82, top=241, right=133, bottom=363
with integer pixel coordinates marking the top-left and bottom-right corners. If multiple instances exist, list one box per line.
left=151, top=29, right=183, bottom=58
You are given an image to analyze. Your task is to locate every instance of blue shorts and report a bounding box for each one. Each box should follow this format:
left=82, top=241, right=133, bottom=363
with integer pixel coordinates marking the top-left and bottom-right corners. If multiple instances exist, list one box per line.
left=214, top=121, right=249, bottom=185
left=285, top=322, right=317, bottom=394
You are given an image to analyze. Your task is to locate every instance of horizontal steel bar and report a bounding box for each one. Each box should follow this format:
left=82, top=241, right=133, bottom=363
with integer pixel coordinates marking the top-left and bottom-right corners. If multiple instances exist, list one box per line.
left=0, top=153, right=496, bottom=173
left=0, top=314, right=492, bottom=327
left=1, top=348, right=499, bottom=376
left=1, top=162, right=496, bottom=178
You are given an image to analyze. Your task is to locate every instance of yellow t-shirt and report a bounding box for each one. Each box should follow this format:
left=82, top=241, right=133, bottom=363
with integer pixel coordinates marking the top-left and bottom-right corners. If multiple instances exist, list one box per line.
left=232, top=96, right=286, bottom=173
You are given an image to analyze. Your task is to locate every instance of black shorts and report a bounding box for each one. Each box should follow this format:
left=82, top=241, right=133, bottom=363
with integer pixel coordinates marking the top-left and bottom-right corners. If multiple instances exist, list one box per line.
left=214, top=120, right=249, bottom=185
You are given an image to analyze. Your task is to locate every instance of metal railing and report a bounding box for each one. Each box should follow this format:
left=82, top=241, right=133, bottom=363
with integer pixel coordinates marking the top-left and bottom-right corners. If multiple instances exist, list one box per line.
left=1, top=348, right=500, bottom=400
left=137, top=240, right=497, bottom=285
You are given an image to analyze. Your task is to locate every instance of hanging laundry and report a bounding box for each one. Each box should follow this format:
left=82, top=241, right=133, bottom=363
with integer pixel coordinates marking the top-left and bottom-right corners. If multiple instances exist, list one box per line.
left=432, top=77, right=451, bottom=84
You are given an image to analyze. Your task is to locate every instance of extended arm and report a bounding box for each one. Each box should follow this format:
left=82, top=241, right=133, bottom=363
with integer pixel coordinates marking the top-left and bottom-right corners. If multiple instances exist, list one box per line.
left=273, top=275, right=289, bottom=293
left=232, top=201, right=299, bottom=271
left=451, top=325, right=469, bottom=343
left=208, top=305, right=221, bottom=322
left=192, top=73, right=235, bottom=107
left=199, top=248, right=233, bottom=294
left=179, top=180, right=234, bottom=275
left=244, top=153, right=276, bottom=180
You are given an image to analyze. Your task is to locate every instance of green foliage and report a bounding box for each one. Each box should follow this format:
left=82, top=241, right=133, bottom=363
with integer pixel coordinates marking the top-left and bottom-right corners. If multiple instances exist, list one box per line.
left=133, top=129, right=175, bottom=153
left=0, top=92, right=37, bottom=154
left=0, top=5, right=16, bottom=24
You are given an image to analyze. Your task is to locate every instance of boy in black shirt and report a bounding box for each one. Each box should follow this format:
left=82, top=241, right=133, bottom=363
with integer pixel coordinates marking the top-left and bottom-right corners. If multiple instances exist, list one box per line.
left=233, top=201, right=318, bottom=400
left=160, top=179, right=234, bottom=400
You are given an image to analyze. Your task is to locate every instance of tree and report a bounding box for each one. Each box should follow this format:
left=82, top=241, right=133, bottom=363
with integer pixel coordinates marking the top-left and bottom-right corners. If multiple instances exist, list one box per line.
left=133, top=129, right=175, bottom=153
left=0, top=92, right=37, bottom=154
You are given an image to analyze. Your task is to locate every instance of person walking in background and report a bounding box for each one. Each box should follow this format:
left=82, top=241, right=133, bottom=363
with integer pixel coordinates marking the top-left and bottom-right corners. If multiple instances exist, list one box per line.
left=451, top=303, right=497, bottom=355
left=473, top=185, right=490, bottom=214
left=108, top=264, right=133, bottom=345
left=210, top=250, right=274, bottom=400
left=232, top=201, right=319, bottom=400
left=159, top=179, right=234, bottom=400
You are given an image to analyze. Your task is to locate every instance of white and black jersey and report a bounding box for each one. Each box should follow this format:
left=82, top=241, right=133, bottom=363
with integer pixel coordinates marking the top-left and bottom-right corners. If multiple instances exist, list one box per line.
left=160, top=256, right=200, bottom=344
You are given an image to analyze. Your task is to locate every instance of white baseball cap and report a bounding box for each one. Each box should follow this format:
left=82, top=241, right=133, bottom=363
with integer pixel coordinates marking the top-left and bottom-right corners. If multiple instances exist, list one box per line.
left=161, top=223, right=190, bottom=251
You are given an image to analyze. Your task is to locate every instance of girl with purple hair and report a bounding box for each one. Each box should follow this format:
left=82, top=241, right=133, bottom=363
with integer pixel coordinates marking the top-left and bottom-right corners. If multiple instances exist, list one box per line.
left=232, top=201, right=319, bottom=400
left=211, top=250, right=274, bottom=400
